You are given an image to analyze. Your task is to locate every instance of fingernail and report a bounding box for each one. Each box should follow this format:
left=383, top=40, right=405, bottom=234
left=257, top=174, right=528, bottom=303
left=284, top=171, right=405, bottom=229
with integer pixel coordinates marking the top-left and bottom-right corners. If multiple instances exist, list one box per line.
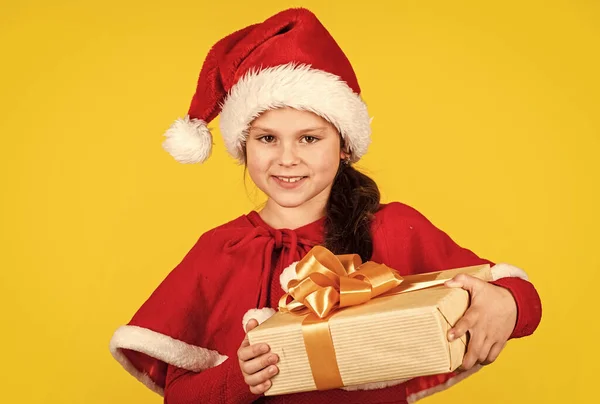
left=269, top=354, right=278, bottom=364
left=269, top=365, right=277, bottom=374
left=448, top=331, right=455, bottom=341
left=260, top=344, right=269, bottom=353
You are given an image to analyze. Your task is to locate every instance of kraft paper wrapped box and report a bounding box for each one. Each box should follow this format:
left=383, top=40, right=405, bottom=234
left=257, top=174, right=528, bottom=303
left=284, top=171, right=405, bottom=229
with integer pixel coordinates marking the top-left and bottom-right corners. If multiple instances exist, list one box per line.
left=247, top=246, right=492, bottom=396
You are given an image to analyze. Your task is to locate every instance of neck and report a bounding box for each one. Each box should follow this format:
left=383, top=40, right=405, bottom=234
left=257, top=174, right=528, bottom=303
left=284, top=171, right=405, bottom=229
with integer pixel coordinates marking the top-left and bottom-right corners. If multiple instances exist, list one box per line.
left=259, top=193, right=329, bottom=230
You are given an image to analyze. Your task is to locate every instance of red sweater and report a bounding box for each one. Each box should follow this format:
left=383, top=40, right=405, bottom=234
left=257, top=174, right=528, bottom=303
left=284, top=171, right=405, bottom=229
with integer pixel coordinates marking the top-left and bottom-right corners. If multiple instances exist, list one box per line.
left=113, top=202, right=542, bottom=404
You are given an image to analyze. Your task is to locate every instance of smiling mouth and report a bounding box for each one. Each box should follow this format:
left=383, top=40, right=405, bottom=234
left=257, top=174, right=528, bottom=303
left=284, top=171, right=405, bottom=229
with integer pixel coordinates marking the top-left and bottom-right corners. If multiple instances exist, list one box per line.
left=274, top=176, right=307, bottom=183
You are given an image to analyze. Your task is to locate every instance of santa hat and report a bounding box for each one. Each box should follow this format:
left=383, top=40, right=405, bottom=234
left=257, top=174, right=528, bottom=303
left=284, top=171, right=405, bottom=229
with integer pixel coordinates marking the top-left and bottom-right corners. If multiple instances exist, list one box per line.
left=162, top=7, right=371, bottom=164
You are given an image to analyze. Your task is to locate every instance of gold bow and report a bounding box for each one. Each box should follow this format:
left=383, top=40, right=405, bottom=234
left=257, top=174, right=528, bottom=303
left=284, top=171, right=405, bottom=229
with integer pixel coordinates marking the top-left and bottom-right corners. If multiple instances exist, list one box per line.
left=278, top=246, right=404, bottom=319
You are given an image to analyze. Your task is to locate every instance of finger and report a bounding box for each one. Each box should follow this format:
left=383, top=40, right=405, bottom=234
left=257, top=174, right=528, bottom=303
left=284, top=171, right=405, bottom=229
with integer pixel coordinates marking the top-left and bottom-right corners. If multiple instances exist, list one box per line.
left=478, top=338, right=494, bottom=364
left=242, top=352, right=279, bottom=375
left=244, top=364, right=279, bottom=387
left=482, top=341, right=506, bottom=365
left=445, top=274, right=483, bottom=294
left=461, top=330, right=485, bottom=370
left=448, top=309, right=478, bottom=341
left=250, top=380, right=272, bottom=395
left=238, top=342, right=270, bottom=362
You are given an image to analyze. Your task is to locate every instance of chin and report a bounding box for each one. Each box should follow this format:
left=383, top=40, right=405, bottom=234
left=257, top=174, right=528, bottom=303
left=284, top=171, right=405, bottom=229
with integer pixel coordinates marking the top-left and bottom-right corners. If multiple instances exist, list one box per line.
left=270, top=195, right=311, bottom=208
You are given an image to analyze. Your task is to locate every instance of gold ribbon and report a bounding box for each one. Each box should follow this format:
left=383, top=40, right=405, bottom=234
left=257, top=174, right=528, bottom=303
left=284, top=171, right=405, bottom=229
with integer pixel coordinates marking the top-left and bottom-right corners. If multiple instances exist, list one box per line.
left=277, top=246, right=405, bottom=390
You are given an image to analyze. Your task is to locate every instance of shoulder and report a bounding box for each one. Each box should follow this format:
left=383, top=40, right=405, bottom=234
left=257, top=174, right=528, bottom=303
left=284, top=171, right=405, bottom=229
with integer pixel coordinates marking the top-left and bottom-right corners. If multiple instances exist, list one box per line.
left=374, top=201, right=434, bottom=227
left=372, top=201, right=446, bottom=242
left=184, top=213, right=257, bottom=257
left=203, top=213, right=254, bottom=237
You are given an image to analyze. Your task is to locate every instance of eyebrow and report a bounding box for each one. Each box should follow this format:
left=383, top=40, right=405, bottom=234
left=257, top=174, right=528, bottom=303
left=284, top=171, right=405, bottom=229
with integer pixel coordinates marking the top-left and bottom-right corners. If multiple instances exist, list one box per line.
left=248, top=126, right=327, bottom=134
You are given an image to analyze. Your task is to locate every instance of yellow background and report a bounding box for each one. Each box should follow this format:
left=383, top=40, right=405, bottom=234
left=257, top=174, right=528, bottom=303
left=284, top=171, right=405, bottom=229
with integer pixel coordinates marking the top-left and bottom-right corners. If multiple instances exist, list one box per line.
left=1, top=0, right=597, bottom=403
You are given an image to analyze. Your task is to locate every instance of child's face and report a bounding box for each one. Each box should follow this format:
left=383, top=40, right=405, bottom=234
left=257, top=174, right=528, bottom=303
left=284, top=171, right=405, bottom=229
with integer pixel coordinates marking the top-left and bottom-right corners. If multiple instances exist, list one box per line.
left=246, top=107, right=345, bottom=212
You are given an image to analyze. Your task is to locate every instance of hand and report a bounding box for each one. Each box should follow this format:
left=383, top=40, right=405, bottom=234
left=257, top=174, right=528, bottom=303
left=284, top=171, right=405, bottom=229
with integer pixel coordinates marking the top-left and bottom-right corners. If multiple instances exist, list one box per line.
left=445, top=274, right=517, bottom=370
left=237, top=319, right=280, bottom=395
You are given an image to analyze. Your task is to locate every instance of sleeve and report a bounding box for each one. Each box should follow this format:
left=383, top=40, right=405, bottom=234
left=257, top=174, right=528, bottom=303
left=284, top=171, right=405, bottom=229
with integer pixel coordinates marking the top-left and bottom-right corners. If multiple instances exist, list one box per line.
left=108, top=232, right=257, bottom=403
left=164, top=361, right=256, bottom=404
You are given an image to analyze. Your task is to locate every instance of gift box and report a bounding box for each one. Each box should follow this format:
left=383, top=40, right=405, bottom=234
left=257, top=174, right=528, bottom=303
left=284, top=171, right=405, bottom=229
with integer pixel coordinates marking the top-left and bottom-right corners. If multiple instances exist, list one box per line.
left=247, top=246, right=492, bottom=396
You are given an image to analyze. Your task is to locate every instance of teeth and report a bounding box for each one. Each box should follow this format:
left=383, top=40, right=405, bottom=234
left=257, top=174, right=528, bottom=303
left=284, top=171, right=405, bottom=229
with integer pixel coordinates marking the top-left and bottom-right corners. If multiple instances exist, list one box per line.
left=277, top=176, right=304, bottom=183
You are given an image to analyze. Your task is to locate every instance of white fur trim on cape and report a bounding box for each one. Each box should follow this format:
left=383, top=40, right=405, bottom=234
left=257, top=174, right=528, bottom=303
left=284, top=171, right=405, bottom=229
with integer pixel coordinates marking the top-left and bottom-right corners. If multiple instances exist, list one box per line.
left=407, top=365, right=482, bottom=403
left=110, top=346, right=165, bottom=396
left=219, top=63, right=372, bottom=163
left=162, top=115, right=213, bottom=163
left=280, top=261, right=299, bottom=293
left=109, top=325, right=227, bottom=396
left=491, top=263, right=529, bottom=281
left=242, top=308, right=276, bottom=331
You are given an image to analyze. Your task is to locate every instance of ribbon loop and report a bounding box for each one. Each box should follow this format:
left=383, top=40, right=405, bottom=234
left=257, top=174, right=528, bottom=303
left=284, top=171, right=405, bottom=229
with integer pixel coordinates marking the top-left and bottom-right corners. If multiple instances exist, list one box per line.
left=350, top=261, right=403, bottom=298
left=281, top=246, right=404, bottom=319
left=339, top=276, right=372, bottom=307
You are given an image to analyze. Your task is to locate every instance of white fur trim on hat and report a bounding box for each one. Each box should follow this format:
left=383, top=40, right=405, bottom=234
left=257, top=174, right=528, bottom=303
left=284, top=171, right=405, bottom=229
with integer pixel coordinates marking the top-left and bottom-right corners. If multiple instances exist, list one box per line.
left=219, top=63, right=372, bottom=163
left=491, top=263, right=529, bottom=281
left=242, top=308, right=276, bottom=331
left=109, top=325, right=227, bottom=396
left=280, top=261, right=299, bottom=293
left=162, top=115, right=213, bottom=163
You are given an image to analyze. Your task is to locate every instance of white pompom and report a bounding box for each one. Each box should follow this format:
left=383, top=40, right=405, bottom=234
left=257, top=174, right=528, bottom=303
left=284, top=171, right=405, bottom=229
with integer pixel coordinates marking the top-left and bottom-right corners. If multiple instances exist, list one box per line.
left=242, top=308, right=276, bottom=331
left=280, top=261, right=299, bottom=292
left=162, top=115, right=213, bottom=164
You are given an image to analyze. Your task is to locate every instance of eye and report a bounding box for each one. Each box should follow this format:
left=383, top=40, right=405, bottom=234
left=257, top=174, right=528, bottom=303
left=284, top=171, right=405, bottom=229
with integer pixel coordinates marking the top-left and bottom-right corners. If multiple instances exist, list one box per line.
left=258, top=135, right=276, bottom=143
left=301, top=135, right=319, bottom=144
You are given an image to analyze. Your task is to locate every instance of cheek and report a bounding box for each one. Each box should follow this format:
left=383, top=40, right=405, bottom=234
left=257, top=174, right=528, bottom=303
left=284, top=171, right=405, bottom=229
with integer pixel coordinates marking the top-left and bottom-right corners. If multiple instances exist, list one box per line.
left=306, top=144, right=340, bottom=177
left=246, top=146, right=271, bottom=181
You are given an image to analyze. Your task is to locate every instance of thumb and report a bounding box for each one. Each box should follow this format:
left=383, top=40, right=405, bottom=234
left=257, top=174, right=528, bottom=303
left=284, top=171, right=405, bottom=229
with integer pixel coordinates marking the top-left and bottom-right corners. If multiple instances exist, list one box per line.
left=445, top=274, right=483, bottom=294
left=245, top=318, right=259, bottom=333
left=240, top=319, right=259, bottom=348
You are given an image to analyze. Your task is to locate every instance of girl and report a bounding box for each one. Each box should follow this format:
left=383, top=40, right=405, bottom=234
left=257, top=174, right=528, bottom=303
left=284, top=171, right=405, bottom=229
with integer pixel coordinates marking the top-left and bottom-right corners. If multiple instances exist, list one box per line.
left=110, top=8, right=541, bottom=404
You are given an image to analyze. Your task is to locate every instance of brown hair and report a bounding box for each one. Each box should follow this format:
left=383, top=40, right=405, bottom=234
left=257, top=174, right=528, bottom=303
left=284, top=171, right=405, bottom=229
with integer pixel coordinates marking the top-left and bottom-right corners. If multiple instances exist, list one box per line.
left=323, top=161, right=380, bottom=262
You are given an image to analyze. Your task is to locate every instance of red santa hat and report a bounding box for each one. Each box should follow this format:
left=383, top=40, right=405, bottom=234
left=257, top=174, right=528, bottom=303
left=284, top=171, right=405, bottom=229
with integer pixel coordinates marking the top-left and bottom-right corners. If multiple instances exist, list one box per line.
left=162, top=7, right=371, bottom=164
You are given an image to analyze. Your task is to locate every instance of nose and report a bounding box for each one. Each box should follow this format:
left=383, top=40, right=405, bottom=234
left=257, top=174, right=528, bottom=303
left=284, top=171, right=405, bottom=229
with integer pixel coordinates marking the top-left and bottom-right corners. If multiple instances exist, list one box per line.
left=278, top=142, right=299, bottom=167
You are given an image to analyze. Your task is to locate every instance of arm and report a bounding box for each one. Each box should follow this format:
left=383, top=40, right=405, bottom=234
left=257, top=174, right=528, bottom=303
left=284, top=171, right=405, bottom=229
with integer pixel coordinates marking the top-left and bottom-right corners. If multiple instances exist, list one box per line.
left=164, top=317, right=282, bottom=403
left=165, top=360, right=257, bottom=404
left=110, top=232, right=260, bottom=401
left=380, top=202, right=542, bottom=401
left=406, top=204, right=542, bottom=338
left=382, top=202, right=542, bottom=339
left=490, top=276, right=541, bottom=338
